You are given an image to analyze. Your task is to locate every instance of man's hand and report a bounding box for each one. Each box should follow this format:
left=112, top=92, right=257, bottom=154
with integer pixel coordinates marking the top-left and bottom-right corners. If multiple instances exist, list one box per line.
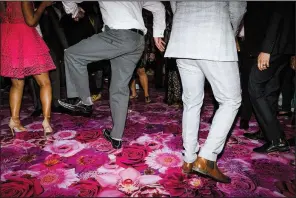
left=149, top=53, right=155, bottom=61
left=257, top=52, right=270, bottom=71
left=42, top=1, right=53, bottom=7
left=235, top=38, right=240, bottom=52
left=154, top=37, right=166, bottom=52
left=74, top=7, right=85, bottom=22
left=291, top=56, right=296, bottom=71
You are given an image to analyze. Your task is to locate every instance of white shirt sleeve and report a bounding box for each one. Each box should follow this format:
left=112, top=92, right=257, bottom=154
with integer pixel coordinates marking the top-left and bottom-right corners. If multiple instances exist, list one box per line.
left=143, top=2, right=166, bottom=37
left=62, top=1, right=83, bottom=18
left=238, top=26, right=244, bottom=38
left=36, top=24, right=43, bottom=37
left=170, top=1, right=176, bottom=14
left=229, top=1, right=247, bottom=36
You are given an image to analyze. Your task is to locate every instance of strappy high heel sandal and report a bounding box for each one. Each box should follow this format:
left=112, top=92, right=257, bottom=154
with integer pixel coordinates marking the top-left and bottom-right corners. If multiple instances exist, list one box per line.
left=8, top=118, right=27, bottom=137
left=42, top=118, right=53, bottom=136
left=145, top=96, right=151, bottom=103
left=130, top=95, right=138, bottom=99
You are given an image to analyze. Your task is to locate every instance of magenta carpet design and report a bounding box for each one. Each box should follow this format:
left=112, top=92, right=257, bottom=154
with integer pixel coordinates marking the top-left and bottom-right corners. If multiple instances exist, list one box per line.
left=0, top=89, right=295, bottom=197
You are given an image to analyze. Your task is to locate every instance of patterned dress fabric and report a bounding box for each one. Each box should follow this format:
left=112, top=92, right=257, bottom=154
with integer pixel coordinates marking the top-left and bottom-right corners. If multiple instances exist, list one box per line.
left=0, top=2, right=55, bottom=78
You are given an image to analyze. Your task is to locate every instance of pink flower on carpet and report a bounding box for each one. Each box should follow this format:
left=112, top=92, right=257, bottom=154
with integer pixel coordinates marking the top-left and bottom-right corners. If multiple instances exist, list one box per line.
left=188, top=177, right=203, bottom=188
left=12, top=139, right=36, bottom=149
left=130, top=135, right=164, bottom=151
left=163, top=124, right=182, bottom=134
left=25, top=122, right=43, bottom=132
left=15, top=131, right=43, bottom=141
left=97, top=167, right=161, bottom=195
left=70, top=178, right=103, bottom=197
left=75, top=130, right=102, bottom=143
left=144, top=103, right=168, bottom=113
left=87, top=138, right=113, bottom=153
left=255, top=186, right=285, bottom=197
left=116, top=144, right=150, bottom=171
left=29, top=154, right=68, bottom=171
left=145, top=148, right=183, bottom=173
left=165, top=135, right=183, bottom=151
left=1, top=170, right=39, bottom=181
left=217, top=172, right=257, bottom=195
left=97, top=160, right=125, bottom=174
left=199, top=122, right=210, bottom=131
left=38, top=168, right=79, bottom=189
left=130, top=184, right=170, bottom=197
left=159, top=168, right=190, bottom=197
left=53, top=130, right=77, bottom=140
left=79, top=171, right=102, bottom=181
left=64, top=149, right=109, bottom=173
left=218, top=158, right=251, bottom=173
left=44, top=140, right=85, bottom=157
left=40, top=186, right=80, bottom=197
left=14, top=147, right=51, bottom=170
left=0, top=146, right=22, bottom=164
left=145, top=112, right=170, bottom=124
left=147, top=132, right=174, bottom=143
left=0, top=175, right=44, bottom=197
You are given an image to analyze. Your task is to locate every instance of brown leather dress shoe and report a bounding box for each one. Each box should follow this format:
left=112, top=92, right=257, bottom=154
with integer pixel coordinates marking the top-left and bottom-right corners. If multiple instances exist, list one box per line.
left=182, top=162, right=193, bottom=174
left=192, top=157, right=231, bottom=183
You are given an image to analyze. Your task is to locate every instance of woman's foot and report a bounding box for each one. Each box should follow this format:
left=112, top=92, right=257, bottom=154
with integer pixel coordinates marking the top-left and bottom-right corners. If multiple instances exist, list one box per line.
left=9, top=118, right=27, bottom=136
left=145, top=96, right=151, bottom=103
left=130, top=94, right=138, bottom=99
left=42, top=118, right=53, bottom=136
left=92, top=93, right=102, bottom=102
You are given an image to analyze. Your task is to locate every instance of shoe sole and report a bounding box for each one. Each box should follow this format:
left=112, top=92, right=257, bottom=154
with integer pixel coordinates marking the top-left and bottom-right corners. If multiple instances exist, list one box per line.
left=103, top=130, right=112, bottom=142
left=58, top=100, right=92, bottom=117
left=103, top=130, right=122, bottom=149
left=192, top=167, right=231, bottom=183
left=257, top=147, right=291, bottom=153
left=278, top=146, right=290, bottom=152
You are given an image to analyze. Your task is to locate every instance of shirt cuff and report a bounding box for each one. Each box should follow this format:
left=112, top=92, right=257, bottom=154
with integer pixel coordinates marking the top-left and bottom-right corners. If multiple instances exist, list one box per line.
left=72, top=7, right=79, bottom=18
left=153, top=29, right=165, bottom=38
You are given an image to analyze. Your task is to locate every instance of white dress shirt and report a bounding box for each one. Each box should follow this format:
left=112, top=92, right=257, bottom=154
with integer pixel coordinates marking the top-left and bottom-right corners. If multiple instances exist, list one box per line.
left=62, top=1, right=165, bottom=37
left=238, top=26, right=244, bottom=38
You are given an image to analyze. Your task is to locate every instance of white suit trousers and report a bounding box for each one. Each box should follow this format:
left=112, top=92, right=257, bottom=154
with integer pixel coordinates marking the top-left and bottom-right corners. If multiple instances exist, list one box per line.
left=177, top=59, right=241, bottom=163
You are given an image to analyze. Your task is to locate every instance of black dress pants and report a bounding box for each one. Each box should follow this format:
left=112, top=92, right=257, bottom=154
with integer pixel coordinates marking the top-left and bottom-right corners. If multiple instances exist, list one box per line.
left=280, top=65, right=295, bottom=112
left=240, top=54, right=254, bottom=122
left=248, top=54, right=290, bottom=142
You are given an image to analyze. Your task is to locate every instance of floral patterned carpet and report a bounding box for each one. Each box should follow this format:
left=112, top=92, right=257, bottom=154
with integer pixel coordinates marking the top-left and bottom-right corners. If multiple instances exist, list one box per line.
left=0, top=88, right=295, bottom=197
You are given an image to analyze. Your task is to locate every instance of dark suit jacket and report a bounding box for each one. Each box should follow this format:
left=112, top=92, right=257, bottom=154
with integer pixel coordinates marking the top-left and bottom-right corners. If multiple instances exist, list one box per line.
left=244, top=2, right=295, bottom=56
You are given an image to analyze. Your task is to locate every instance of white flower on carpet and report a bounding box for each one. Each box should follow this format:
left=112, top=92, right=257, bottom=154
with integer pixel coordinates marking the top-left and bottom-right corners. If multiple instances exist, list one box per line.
left=145, top=148, right=183, bottom=173
left=96, top=167, right=161, bottom=195
left=52, top=130, right=77, bottom=140
left=44, top=140, right=85, bottom=157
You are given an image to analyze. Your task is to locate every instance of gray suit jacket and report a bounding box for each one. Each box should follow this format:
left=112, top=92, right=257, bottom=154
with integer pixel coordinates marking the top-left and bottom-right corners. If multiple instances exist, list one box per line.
left=165, top=1, right=246, bottom=61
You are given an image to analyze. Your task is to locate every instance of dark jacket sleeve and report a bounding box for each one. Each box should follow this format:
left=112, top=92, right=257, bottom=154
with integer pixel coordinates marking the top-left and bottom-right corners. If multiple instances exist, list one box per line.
left=261, top=2, right=285, bottom=53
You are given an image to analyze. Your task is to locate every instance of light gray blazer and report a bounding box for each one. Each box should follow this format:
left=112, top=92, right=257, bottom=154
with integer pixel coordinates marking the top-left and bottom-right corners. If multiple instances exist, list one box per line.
left=165, top=1, right=246, bottom=61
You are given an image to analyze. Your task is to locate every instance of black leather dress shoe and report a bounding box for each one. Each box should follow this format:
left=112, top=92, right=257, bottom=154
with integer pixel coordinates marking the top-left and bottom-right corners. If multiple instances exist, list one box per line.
left=253, top=138, right=290, bottom=153
left=239, top=119, right=249, bottom=130
left=58, top=99, right=93, bottom=117
left=31, top=109, right=42, bottom=117
left=277, top=111, right=292, bottom=117
left=103, top=129, right=122, bottom=149
left=243, top=130, right=264, bottom=140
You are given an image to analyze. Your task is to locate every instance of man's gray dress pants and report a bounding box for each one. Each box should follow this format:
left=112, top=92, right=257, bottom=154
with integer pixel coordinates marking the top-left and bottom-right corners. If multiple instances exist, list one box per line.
left=64, top=27, right=144, bottom=140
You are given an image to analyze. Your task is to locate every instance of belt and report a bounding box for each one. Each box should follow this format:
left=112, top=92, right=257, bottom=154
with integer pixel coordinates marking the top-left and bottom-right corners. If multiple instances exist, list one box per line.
left=129, top=29, right=144, bottom=36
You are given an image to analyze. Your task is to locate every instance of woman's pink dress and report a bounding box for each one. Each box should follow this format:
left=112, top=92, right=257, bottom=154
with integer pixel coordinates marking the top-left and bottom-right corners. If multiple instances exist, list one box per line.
left=0, top=1, right=55, bottom=78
